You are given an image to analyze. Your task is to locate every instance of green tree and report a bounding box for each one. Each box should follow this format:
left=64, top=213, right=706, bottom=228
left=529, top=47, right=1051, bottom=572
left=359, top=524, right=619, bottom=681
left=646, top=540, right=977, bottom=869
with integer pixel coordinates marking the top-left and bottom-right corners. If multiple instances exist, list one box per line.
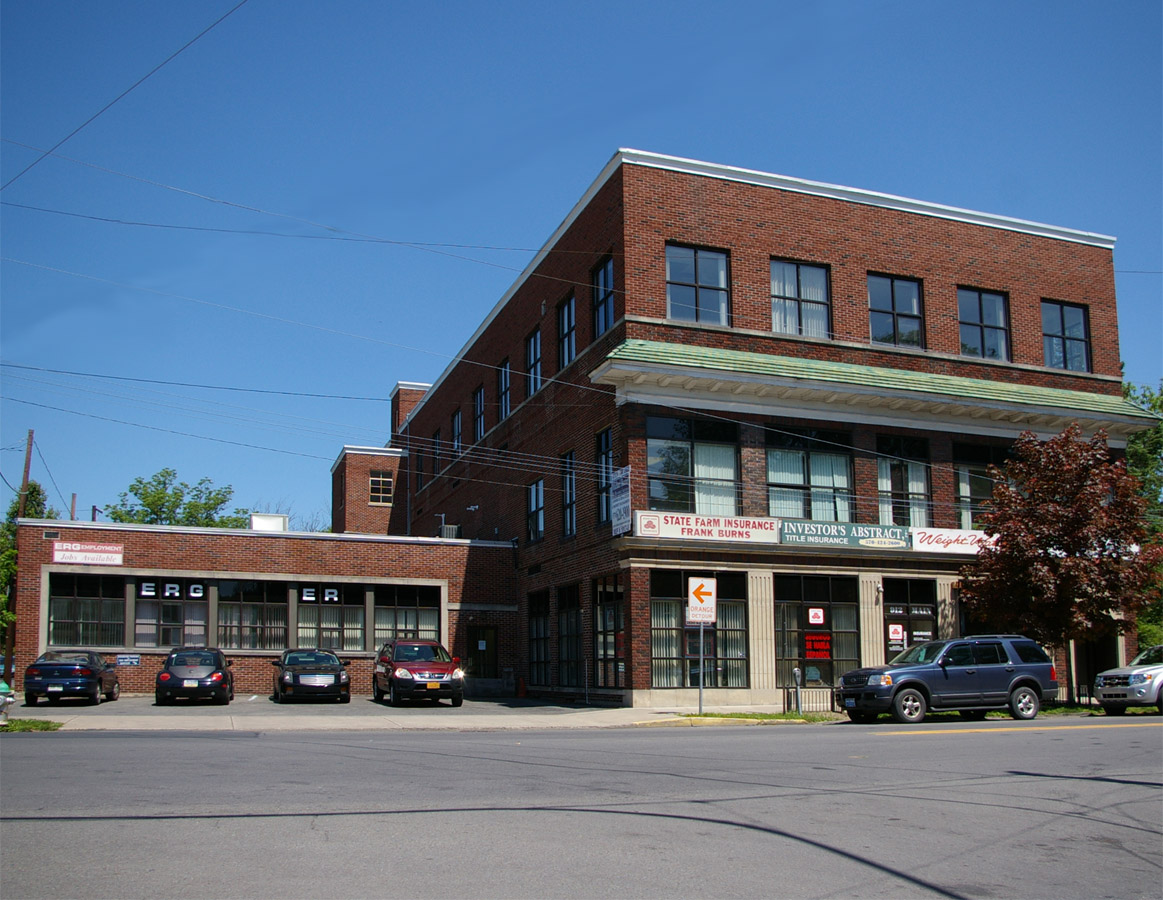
left=959, top=425, right=1163, bottom=696
left=104, top=468, right=250, bottom=528
left=1, top=482, right=58, bottom=666
left=1123, top=381, right=1163, bottom=645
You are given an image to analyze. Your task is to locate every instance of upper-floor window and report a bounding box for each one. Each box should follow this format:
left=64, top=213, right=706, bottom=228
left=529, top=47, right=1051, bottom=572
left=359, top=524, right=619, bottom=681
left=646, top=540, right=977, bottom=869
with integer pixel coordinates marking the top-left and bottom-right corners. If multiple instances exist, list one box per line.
left=558, top=295, right=576, bottom=369
left=647, top=415, right=738, bottom=516
left=431, top=430, right=441, bottom=471
left=497, top=359, right=510, bottom=420
left=953, top=444, right=1007, bottom=530
left=526, top=478, right=545, bottom=542
left=451, top=410, right=461, bottom=453
left=766, top=429, right=853, bottom=522
left=771, top=260, right=829, bottom=338
left=877, top=436, right=930, bottom=527
left=415, top=450, right=425, bottom=490
left=869, top=274, right=923, bottom=348
left=593, top=257, right=615, bottom=339
left=958, top=288, right=1009, bottom=361
left=472, top=386, right=485, bottom=442
left=1042, top=300, right=1090, bottom=372
left=596, top=428, right=613, bottom=524
left=369, top=470, right=393, bottom=505
left=561, top=451, right=576, bottom=537
left=525, top=329, right=542, bottom=395
left=666, top=244, right=728, bottom=325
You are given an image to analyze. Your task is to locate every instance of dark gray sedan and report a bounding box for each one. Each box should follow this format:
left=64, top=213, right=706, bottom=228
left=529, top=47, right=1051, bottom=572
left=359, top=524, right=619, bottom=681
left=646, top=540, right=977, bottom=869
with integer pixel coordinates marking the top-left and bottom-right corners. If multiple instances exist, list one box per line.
left=155, top=647, right=234, bottom=705
left=272, top=649, right=351, bottom=703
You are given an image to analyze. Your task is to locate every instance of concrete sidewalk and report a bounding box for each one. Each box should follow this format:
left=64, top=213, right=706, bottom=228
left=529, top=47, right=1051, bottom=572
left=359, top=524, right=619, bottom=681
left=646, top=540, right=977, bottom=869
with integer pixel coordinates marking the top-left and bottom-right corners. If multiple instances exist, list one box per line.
left=4, top=694, right=829, bottom=732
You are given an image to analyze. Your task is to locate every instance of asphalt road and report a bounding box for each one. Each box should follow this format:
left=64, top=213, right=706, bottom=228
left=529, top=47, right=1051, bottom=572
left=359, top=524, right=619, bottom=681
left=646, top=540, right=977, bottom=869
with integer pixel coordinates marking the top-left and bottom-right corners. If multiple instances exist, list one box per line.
left=2, top=718, right=1160, bottom=899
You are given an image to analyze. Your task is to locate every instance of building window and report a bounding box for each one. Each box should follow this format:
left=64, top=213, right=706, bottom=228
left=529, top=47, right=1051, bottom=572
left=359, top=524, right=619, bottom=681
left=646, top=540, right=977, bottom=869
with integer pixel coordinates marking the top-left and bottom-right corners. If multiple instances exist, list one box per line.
left=958, top=288, right=1009, bottom=361
left=592, top=256, right=615, bottom=339
left=48, top=573, right=125, bottom=647
left=374, top=584, right=440, bottom=643
left=953, top=444, right=1007, bottom=530
left=596, top=428, right=612, bottom=524
left=558, top=295, right=576, bottom=369
left=774, top=575, right=859, bottom=687
left=561, top=451, right=576, bottom=537
left=594, top=574, right=624, bottom=688
left=666, top=244, right=728, bottom=325
left=527, top=478, right=545, bottom=542
left=869, top=274, right=923, bottom=348
left=415, top=450, right=424, bottom=491
left=877, top=436, right=930, bottom=527
left=369, top=470, right=393, bottom=505
left=528, top=591, right=550, bottom=686
left=297, top=584, right=364, bottom=651
left=431, top=431, right=441, bottom=471
left=497, top=360, right=510, bottom=420
left=771, top=260, right=829, bottom=338
left=525, top=329, right=542, bottom=396
left=473, top=386, right=485, bottom=442
left=766, top=429, right=853, bottom=522
left=558, top=584, right=581, bottom=687
left=1042, top=300, right=1091, bottom=372
left=134, top=578, right=206, bottom=648
left=646, top=415, right=738, bottom=515
left=218, top=580, right=288, bottom=650
left=883, top=579, right=936, bottom=658
left=650, top=570, right=748, bottom=688
left=451, top=410, right=461, bottom=453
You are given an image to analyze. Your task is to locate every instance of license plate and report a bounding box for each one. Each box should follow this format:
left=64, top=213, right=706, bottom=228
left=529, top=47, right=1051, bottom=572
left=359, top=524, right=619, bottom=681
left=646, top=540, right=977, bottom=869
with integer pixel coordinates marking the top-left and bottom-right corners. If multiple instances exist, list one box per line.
left=845, top=698, right=855, bottom=708
left=426, top=682, right=440, bottom=690
left=182, top=679, right=198, bottom=688
left=47, top=685, right=63, bottom=692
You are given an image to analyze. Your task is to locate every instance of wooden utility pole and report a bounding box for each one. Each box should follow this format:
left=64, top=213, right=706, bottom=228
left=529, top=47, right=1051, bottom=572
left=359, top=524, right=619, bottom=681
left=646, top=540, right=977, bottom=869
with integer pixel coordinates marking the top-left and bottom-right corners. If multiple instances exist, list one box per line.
left=3, top=430, right=33, bottom=685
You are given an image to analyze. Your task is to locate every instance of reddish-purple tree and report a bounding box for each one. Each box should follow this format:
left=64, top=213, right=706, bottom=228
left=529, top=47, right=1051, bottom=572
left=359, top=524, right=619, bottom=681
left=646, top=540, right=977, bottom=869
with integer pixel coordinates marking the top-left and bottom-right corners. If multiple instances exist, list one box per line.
left=960, top=425, right=1163, bottom=696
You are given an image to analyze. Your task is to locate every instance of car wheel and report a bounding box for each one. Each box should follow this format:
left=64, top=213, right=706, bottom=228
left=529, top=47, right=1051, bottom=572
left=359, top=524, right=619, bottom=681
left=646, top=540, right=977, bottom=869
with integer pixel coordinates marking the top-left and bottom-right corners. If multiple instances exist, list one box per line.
left=958, top=709, right=988, bottom=721
left=215, top=689, right=230, bottom=706
left=106, top=682, right=120, bottom=702
left=891, top=688, right=926, bottom=724
left=1101, top=704, right=1127, bottom=716
left=1009, top=686, right=1040, bottom=720
left=274, top=686, right=284, bottom=704
left=389, top=682, right=400, bottom=707
left=24, top=693, right=37, bottom=706
left=451, top=694, right=464, bottom=708
left=339, top=693, right=351, bottom=704
left=373, top=681, right=384, bottom=702
left=90, top=687, right=102, bottom=706
left=846, top=710, right=875, bottom=723
left=155, top=692, right=166, bottom=706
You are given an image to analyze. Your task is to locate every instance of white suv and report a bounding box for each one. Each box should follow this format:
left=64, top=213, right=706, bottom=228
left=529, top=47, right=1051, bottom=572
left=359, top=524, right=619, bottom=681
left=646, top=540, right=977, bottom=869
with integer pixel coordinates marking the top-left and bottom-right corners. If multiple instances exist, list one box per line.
left=1094, top=645, right=1163, bottom=715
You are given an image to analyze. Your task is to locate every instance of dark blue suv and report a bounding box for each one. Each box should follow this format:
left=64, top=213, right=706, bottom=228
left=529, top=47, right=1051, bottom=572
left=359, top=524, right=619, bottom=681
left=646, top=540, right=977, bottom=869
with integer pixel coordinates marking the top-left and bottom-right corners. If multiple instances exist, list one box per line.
left=839, top=635, right=1058, bottom=724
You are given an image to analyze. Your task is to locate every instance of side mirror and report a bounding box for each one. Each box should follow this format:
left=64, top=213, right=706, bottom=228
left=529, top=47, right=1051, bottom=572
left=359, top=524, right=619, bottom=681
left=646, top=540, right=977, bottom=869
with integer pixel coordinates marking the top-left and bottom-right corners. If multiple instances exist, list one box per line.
left=937, top=657, right=949, bottom=667
left=453, top=657, right=461, bottom=666
left=226, top=660, right=233, bottom=667
left=271, top=660, right=280, bottom=666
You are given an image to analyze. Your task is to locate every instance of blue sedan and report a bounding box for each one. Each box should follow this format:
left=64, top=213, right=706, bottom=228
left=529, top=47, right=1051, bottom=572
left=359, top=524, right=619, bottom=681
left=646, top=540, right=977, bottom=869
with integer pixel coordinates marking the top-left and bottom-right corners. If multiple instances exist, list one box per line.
left=25, top=650, right=120, bottom=705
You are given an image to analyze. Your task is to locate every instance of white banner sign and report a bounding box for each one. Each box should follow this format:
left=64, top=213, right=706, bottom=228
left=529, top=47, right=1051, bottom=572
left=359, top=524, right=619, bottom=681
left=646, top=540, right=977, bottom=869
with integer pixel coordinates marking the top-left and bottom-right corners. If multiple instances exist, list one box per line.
left=635, top=511, right=781, bottom=544
left=52, top=542, right=123, bottom=566
left=610, top=466, right=632, bottom=536
left=910, top=528, right=996, bottom=555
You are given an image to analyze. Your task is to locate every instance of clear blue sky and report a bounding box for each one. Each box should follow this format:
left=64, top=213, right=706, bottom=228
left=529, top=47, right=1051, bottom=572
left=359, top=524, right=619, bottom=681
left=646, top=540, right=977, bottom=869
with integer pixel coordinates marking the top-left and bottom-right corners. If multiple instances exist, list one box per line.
left=2, top=1, right=1160, bottom=528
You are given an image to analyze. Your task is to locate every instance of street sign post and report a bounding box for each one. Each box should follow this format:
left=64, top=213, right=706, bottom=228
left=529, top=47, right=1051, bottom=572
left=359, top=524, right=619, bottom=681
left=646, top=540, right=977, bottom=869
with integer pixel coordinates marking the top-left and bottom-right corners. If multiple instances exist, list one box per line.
left=687, top=577, right=717, bottom=714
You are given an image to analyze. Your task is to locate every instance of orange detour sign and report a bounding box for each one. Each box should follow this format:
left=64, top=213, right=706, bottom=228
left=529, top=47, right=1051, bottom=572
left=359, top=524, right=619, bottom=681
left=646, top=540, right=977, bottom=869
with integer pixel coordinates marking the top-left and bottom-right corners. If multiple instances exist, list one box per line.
left=687, top=577, right=717, bottom=624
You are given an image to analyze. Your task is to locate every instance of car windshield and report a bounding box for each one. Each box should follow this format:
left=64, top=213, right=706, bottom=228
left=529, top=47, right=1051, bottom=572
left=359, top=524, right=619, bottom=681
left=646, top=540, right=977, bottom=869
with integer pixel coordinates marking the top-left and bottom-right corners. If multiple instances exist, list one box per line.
left=888, top=642, right=949, bottom=665
left=393, top=643, right=451, bottom=663
left=172, top=652, right=216, bottom=667
left=1129, top=645, right=1163, bottom=666
left=286, top=651, right=339, bottom=666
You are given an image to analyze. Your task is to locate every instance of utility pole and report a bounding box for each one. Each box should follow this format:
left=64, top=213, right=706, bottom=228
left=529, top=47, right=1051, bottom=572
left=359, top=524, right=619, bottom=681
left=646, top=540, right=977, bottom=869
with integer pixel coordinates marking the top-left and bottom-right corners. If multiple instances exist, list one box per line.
left=3, top=430, right=33, bottom=686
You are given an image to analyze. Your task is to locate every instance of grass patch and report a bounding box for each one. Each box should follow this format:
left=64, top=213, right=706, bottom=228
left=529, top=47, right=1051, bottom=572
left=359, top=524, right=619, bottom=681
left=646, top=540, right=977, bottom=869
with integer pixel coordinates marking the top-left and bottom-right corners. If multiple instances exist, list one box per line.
left=0, top=718, right=63, bottom=732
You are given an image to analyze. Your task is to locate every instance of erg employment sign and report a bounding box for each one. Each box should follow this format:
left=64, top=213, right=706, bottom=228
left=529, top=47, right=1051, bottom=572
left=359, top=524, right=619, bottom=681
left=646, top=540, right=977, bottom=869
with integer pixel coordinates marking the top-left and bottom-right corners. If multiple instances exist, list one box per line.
left=52, top=542, right=123, bottom=565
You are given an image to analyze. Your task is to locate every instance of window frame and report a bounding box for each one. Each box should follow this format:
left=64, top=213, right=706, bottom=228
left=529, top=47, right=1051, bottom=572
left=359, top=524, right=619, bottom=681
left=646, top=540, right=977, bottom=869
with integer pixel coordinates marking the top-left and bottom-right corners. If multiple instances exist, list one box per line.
left=561, top=451, right=576, bottom=537
left=557, top=584, right=581, bottom=687
left=868, top=273, right=925, bottom=348
left=47, top=573, right=125, bottom=648
left=596, top=428, right=612, bottom=525
left=876, top=436, right=931, bottom=527
left=592, top=256, right=615, bottom=339
left=218, top=580, right=289, bottom=650
left=773, top=574, right=859, bottom=688
left=497, top=359, right=510, bottom=420
left=957, top=287, right=1010, bottom=361
left=1041, top=299, right=1091, bottom=372
left=646, top=415, right=739, bottom=516
left=557, top=295, right=576, bottom=369
left=765, top=429, right=853, bottom=522
left=666, top=243, right=730, bottom=326
left=451, top=410, right=462, bottom=454
left=528, top=590, right=550, bottom=686
left=525, top=329, right=542, bottom=396
left=594, top=574, right=624, bottom=688
left=369, top=469, right=393, bottom=505
left=527, top=478, right=545, bottom=543
left=472, top=386, right=485, bottom=442
left=770, top=259, right=830, bottom=338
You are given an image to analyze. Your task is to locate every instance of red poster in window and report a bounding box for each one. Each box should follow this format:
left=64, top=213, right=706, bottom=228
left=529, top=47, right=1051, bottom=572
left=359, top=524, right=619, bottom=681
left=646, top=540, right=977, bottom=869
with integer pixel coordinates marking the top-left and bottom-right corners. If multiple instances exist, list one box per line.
left=804, top=632, right=832, bottom=659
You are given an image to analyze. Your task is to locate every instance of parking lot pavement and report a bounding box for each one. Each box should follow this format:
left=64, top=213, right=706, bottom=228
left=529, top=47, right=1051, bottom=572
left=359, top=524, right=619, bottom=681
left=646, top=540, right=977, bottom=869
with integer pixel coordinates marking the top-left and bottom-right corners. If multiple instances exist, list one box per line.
left=5, top=693, right=797, bottom=732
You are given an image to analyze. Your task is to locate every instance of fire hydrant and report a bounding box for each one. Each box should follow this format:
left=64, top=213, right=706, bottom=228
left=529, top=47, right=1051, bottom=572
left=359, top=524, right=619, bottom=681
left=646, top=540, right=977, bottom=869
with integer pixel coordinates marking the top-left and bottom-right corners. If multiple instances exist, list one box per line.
left=0, top=678, right=15, bottom=726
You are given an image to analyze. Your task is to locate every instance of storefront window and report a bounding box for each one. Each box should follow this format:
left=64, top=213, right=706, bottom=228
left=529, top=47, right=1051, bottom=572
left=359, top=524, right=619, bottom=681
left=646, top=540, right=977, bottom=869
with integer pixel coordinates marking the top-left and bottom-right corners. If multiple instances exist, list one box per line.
left=528, top=591, right=550, bottom=686
left=558, top=584, right=581, bottom=687
left=48, top=574, right=125, bottom=647
left=594, top=574, right=624, bottom=688
left=650, top=570, right=748, bottom=688
left=374, top=584, right=439, bottom=643
left=135, top=578, right=207, bottom=647
left=774, top=575, right=858, bottom=687
left=883, top=579, right=936, bottom=657
left=297, top=584, right=364, bottom=651
left=218, top=580, right=288, bottom=650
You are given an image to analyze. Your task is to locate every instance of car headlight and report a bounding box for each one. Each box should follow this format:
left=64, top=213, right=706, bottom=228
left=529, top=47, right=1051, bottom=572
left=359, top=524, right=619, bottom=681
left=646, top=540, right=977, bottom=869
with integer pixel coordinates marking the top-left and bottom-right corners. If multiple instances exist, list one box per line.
left=281, top=671, right=293, bottom=684
left=1094, top=675, right=1104, bottom=687
left=339, top=670, right=349, bottom=683
left=867, top=673, right=893, bottom=686
left=1128, top=673, right=1152, bottom=685
left=394, top=668, right=414, bottom=680
left=452, top=668, right=465, bottom=681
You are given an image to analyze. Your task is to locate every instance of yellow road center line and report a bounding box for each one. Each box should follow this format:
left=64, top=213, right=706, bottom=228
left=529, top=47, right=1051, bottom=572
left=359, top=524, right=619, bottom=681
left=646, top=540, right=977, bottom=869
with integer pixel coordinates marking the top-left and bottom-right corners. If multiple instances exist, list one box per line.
left=874, top=721, right=1163, bottom=736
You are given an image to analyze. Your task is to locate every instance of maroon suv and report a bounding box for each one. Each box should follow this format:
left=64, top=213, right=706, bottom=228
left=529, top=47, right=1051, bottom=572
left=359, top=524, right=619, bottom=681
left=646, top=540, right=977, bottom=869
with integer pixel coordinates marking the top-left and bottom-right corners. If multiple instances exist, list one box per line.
left=373, top=639, right=465, bottom=707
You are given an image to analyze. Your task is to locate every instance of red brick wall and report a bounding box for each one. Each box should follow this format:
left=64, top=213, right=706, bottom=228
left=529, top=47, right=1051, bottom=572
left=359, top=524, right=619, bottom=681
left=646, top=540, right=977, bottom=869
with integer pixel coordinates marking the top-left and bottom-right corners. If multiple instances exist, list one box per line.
left=332, top=451, right=403, bottom=535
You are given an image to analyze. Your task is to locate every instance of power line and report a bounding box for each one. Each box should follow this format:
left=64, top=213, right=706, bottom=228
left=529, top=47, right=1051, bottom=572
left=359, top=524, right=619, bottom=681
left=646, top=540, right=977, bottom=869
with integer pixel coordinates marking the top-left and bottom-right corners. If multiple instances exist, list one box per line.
left=33, top=441, right=71, bottom=513
left=1, top=0, right=252, bottom=191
